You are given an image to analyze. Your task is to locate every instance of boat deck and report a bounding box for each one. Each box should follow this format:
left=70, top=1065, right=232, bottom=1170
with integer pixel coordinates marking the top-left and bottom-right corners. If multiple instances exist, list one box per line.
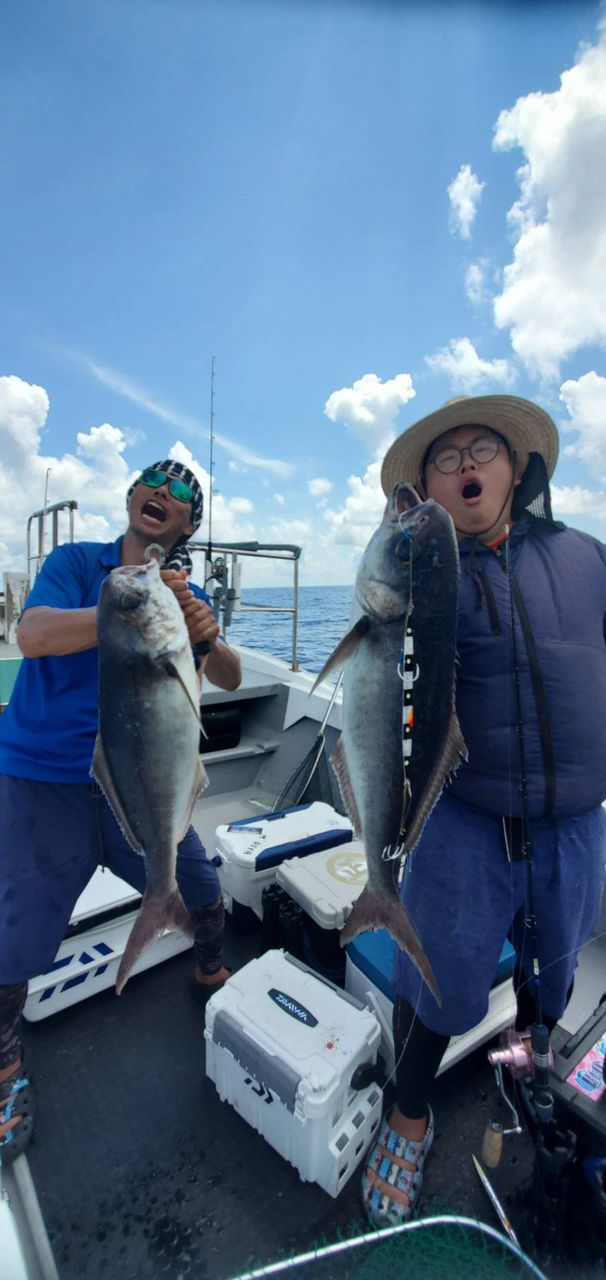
left=21, top=923, right=605, bottom=1280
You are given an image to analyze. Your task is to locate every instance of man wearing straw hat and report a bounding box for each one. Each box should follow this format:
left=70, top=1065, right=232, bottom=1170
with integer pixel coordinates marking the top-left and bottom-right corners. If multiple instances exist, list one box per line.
left=361, top=395, right=606, bottom=1228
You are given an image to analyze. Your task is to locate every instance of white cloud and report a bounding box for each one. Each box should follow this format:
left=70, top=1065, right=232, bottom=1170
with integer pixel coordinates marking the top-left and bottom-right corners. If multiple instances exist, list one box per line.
left=309, top=477, right=332, bottom=497
left=424, top=337, right=515, bottom=392
left=323, top=455, right=386, bottom=550
left=448, top=164, right=485, bottom=240
left=559, top=371, right=606, bottom=479
left=324, top=372, right=416, bottom=447
left=0, top=375, right=261, bottom=575
left=274, top=493, right=285, bottom=506
left=82, top=355, right=293, bottom=477
left=551, top=483, right=606, bottom=519
left=464, top=259, right=490, bottom=306
left=493, top=27, right=606, bottom=377
left=0, top=375, right=49, bottom=468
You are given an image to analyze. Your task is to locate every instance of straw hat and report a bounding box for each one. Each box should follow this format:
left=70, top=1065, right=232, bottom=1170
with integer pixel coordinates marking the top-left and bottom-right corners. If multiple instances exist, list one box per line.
left=381, top=395, right=559, bottom=503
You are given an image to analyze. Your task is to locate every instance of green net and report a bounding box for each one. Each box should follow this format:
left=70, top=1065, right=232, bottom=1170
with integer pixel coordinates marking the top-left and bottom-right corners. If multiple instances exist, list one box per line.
left=232, top=1216, right=550, bottom=1280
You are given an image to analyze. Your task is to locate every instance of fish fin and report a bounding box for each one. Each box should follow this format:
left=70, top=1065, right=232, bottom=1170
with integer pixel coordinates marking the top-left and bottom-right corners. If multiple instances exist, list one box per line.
left=402, top=711, right=467, bottom=855
left=176, top=758, right=210, bottom=843
left=160, top=659, right=201, bottom=726
left=330, top=735, right=363, bottom=839
left=116, top=887, right=193, bottom=995
left=91, top=734, right=144, bottom=854
left=310, top=616, right=371, bottom=692
left=340, top=884, right=441, bottom=1008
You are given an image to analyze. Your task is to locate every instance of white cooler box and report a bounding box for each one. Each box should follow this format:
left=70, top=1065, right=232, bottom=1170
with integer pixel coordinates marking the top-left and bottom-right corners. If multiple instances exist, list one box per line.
left=276, top=843, right=367, bottom=978
left=215, top=802, right=353, bottom=927
left=205, top=949, right=383, bottom=1197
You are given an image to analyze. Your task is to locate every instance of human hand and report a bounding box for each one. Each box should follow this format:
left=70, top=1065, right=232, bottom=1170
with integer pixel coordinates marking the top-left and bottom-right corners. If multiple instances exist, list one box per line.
left=161, top=570, right=219, bottom=649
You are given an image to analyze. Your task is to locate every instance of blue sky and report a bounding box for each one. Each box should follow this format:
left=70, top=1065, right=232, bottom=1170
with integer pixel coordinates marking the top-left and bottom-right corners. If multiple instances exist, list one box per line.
left=1, top=0, right=605, bottom=584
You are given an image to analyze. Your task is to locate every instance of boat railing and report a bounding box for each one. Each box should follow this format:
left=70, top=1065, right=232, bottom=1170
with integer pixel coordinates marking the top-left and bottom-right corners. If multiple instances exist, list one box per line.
left=188, top=539, right=302, bottom=671
left=27, top=500, right=78, bottom=582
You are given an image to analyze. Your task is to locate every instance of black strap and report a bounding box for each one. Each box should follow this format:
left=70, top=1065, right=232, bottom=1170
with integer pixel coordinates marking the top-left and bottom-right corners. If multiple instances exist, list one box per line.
left=494, top=550, right=556, bottom=817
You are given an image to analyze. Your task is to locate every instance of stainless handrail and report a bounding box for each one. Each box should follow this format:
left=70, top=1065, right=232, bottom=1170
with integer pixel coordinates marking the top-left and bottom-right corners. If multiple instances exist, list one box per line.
left=26, top=500, right=78, bottom=582
left=188, top=539, right=302, bottom=670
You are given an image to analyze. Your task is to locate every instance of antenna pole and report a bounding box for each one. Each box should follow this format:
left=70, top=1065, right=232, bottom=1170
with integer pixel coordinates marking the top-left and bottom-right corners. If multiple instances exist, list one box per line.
left=208, top=356, right=215, bottom=554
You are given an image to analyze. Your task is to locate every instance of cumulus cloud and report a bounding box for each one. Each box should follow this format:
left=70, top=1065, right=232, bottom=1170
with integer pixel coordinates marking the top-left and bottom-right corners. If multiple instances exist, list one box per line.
left=492, top=27, right=606, bottom=377
left=309, top=477, right=332, bottom=497
left=559, top=371, right=606, bottom=478
left=0, top=375, right=258, bottom=576
left=322, top=456, right=386, bottom=551
left=324, top=372, right=416, bottom=447
left=424, top=337, right=515, bottom=392
left=274, top=493, right=285, bottom=506
left=448, top=164, right=485, bottom=240
left=551, top=483, right=606, bottom=520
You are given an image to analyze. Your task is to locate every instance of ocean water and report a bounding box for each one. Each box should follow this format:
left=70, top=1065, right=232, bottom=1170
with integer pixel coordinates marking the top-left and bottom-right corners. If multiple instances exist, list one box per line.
left=224, top=585, right=354, bottom=675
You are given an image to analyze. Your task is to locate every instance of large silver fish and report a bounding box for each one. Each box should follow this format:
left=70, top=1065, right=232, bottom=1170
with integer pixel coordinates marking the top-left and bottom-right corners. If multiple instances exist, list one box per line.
left=92, top=558, right=207, bottom=994
left=314, top=483, right=466, bottom=1005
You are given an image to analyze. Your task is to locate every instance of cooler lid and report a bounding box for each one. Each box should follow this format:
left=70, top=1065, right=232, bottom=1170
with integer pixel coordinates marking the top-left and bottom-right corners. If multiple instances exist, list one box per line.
left=206, top=950, right=379, bottom=1109
left=215, top=801, right=353, bottom=871
left=277, top=843, right=367, bottom=929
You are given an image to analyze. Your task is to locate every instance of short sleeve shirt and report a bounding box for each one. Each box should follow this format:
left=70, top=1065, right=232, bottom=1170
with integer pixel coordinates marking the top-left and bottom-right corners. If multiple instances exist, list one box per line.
left=0, top=537, right=212, bottom=783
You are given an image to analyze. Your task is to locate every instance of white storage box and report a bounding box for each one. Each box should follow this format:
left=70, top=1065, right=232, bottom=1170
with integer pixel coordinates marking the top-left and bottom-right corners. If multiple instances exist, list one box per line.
left=215, top=802, right=353, bottom=924
left=276, top=843, right=367, bottom=975
left=205, top=949, right=383, bottom=1197
left=24, top=867, right=191, bottom=1021
left=345, top=931, right=517, bottom=1077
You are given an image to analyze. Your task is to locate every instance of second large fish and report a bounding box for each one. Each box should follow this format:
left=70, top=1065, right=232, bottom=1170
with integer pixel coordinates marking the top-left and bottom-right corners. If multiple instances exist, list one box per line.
left=92, top=557, right=208, bottom=994
left=314, top=483, right=466, bottom=1005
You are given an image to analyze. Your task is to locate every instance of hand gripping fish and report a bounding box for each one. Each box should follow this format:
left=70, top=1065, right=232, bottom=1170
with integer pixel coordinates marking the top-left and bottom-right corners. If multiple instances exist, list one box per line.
left=313, top=483, right=467, bottom=1006
left=92, top=557, right=208, bottom=994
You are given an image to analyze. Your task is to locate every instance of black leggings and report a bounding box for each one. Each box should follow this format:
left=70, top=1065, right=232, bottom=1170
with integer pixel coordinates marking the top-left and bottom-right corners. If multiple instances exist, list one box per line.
left=393, top=996, right=450, bottom=1120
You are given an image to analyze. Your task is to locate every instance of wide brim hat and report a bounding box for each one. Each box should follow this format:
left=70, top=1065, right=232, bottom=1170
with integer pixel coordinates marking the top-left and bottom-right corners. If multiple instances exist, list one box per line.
left=381, top=395, right=559, bottom=505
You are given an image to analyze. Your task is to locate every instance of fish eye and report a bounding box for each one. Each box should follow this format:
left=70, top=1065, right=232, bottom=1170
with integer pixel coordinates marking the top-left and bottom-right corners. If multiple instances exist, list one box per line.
left=119, top=591, right=141, bottom=611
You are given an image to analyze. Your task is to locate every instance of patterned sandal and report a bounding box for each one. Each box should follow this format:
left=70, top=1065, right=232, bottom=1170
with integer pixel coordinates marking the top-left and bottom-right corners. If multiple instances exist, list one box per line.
left=0, top=1059, right=35, bottom=1167
left=361, top=1106, right=434, bottom=1228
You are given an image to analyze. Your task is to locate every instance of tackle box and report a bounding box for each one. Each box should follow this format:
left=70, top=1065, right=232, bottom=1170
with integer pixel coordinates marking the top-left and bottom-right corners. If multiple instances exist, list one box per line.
left=276, top=842, right=367, bottom=976
left=550, top=997, right=606, bottom=1152
left=214, top=802, right=353, bottom=927
left=204, top=949, right=383, bottom=1197
left=345, top=930, right=517, bottom=1076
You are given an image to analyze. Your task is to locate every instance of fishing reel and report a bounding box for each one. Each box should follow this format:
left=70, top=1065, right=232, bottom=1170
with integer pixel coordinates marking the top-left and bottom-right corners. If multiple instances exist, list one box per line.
left=481, top=1026, right=554, bottom=1168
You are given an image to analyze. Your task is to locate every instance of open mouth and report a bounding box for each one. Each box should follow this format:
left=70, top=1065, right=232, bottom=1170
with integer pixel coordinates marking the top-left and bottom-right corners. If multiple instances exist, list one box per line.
left=141, top=500, right=167, bottom=523
left=461, top=480, right=482, bottom=502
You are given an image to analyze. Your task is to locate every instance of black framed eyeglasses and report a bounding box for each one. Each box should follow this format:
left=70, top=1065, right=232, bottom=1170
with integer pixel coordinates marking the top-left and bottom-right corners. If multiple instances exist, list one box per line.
left=427, top=435, right=502, bottom=476
left=138, top=468, right=194, bottom=505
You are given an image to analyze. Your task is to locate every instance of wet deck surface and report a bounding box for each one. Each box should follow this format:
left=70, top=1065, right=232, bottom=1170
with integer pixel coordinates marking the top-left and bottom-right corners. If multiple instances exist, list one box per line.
left=23, top=927, right=601, bottom=1280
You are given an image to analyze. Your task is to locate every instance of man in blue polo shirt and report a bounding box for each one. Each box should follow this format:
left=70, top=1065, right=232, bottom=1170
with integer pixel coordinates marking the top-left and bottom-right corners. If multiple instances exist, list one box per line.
left=0, top=459, right=241, bottom=1163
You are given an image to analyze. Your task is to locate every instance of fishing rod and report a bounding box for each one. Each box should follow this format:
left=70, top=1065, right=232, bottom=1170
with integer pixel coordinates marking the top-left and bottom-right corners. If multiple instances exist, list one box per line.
left=480, top=524, right=582, bottom=1258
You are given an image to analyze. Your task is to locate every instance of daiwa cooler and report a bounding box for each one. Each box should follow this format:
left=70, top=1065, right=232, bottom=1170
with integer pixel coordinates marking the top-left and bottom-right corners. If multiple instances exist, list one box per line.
left=204, top=950, right=382, bottom=1196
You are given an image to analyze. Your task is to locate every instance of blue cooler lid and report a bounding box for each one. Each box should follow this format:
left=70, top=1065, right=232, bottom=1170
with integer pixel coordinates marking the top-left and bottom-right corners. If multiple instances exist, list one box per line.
left=226, top=804, right=353, bottom=871
left=346, top=933, right=516, bottom=1002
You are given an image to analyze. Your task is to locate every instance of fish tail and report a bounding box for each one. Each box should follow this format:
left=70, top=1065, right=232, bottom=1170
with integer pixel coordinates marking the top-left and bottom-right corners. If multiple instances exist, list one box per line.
left=116, top=888, right=194, bottom=995
left=340, top=885, right=442, bottom=1008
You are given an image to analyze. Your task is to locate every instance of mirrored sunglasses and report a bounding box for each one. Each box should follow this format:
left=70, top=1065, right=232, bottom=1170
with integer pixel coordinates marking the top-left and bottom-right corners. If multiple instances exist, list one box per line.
left=138, top=468, right=194, bottom=505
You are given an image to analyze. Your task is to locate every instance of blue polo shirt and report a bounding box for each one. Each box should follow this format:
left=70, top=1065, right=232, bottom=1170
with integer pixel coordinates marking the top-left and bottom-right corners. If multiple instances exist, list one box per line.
left=0, top=537, right=211, bottom=784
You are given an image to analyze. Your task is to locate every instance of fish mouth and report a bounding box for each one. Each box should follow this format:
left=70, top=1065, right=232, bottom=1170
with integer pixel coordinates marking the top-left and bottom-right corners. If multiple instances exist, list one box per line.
left=461, top=479, right=482, bottom=503
left=141, top=500, right=167, bottom=524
